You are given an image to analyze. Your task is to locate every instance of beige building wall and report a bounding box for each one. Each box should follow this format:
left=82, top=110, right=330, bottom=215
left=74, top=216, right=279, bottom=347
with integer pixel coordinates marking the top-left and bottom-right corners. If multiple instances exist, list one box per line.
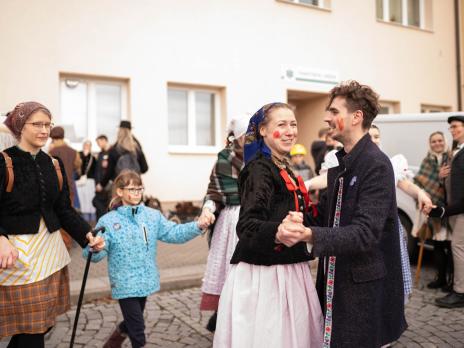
left=0, top=0, right=458, bottom=201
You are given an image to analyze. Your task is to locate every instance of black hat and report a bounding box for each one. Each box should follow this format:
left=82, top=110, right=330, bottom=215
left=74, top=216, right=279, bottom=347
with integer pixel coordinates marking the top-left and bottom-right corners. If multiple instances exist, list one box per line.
left=447, top=115, right=464, bottom=124
left=119, top=120, right=132, bottom=130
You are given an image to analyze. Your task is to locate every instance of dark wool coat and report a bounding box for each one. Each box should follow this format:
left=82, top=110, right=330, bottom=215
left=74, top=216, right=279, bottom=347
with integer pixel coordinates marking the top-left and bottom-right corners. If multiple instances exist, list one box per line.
left=0, top=146, right=90, bottom=247
left=445, top=146, right=464, bottom=216
left=310, top=134, right=407, bottom=347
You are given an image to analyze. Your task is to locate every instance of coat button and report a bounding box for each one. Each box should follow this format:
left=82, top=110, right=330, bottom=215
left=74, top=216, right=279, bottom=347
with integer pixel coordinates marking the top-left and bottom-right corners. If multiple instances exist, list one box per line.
left=300, top=206, right=304, bottom=211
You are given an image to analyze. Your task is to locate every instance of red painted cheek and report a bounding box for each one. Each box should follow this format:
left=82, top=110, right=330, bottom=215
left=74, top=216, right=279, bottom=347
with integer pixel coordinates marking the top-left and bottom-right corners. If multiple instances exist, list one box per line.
left=273, top=131, right=281, bottom=139
left=337, top=117, right=345, bottom=132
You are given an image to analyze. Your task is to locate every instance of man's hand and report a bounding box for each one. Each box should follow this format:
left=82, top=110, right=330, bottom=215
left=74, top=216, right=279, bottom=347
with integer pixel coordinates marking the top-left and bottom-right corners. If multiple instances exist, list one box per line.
left=86, top=232, right=105, bottom=252
left=276, top=220, right=312, bottom=247
left=197, top=209, right=216, bottom=230
left=0, top=235, right=19, bottom=269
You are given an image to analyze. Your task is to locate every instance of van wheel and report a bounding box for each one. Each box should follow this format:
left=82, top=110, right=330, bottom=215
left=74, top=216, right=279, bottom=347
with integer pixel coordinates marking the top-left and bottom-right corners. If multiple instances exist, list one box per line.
left=398, top=212, right=418, bottom=263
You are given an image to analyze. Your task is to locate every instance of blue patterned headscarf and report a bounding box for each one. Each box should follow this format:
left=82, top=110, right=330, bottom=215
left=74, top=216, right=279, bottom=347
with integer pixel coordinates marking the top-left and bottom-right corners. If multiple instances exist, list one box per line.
left=244, top=102, right=288, bottom=164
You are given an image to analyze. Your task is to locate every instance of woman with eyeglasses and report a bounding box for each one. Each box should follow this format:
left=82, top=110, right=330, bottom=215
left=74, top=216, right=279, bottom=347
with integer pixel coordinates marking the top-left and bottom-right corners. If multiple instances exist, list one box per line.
left=0, top=101, right=105, bottom=348
left=85, top=170, right=215, bottom=348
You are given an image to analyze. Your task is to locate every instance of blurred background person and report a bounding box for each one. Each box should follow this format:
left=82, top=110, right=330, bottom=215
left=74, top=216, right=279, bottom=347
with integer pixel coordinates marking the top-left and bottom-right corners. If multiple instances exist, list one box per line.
left=93, top=135, right=111, bottom=220
left=0, top=119, right=17, bottom=151
left=49, top=126, right=82, bottom=250
left=96, top=121, right=148, bottom=193
left=428, top=115, right=464, bottom=308
left=289, top=143, right=314, bottom=181
left=310, top=127, right=329, bottom=175
left=76, top=140, right=97, bottom=224
left=414, top=131, right=452, bottom=290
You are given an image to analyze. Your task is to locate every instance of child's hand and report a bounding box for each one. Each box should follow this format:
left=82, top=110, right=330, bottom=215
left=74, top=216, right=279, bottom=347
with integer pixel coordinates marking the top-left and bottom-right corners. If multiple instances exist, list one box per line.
left=197, top=209, right=216, bottom=230
left=86, top=232, right=105, bottom=252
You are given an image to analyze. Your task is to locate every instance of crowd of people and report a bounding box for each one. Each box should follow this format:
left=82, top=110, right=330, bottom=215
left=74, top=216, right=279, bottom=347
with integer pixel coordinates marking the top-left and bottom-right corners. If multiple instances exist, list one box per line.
left=0, top=80, right=463, bottom=347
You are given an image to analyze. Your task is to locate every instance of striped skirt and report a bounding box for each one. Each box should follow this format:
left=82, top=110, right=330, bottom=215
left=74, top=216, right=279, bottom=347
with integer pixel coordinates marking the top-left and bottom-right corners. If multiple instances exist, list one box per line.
left=0, top=267, right=71, bottom=337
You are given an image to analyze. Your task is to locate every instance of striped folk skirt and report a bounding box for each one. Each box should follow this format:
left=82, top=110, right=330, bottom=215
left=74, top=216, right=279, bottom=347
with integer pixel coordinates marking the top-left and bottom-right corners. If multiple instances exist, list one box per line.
left=0, top=267, right=71, bottom=337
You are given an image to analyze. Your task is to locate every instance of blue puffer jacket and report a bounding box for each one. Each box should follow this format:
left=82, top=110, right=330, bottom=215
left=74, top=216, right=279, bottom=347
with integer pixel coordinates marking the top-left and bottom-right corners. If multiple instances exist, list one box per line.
left=83, top=204, right=201, bottom=299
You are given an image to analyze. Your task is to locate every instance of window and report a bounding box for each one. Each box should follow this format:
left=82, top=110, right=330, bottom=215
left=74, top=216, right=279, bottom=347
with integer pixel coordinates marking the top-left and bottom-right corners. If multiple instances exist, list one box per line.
left=379, top=101, right=400, bottom=114
left=167, top=85, right=222, bottom=152
left=59, top=75, right=128, bottom=144
left=421, top=104, right=451, bottom=113
left=277, top=0, right=331, bottom=10
left=376, top=0, right=428, bottom=29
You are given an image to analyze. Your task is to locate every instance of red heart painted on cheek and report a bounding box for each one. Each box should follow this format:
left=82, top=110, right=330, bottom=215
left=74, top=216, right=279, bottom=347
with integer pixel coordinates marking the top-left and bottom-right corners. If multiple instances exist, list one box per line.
left=273, top=131, right=281, bottom=139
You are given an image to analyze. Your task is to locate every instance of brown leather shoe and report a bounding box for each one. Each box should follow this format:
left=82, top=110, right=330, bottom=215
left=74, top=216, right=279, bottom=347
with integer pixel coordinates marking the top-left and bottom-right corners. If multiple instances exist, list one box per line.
left=103, top=326, right=127, bottom=348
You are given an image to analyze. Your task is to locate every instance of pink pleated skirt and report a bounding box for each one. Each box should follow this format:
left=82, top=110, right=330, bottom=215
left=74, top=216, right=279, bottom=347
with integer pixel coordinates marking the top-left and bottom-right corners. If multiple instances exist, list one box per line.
left=213, top=261, right=324, bottom=348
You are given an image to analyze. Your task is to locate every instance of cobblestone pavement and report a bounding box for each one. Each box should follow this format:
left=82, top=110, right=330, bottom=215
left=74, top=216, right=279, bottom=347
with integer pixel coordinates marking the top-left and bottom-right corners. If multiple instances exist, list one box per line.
left=2, top=265, right=464, bottom=347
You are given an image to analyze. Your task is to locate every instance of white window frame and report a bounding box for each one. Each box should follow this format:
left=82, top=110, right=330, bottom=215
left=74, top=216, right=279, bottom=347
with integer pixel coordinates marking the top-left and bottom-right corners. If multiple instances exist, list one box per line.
left=421, top=104, right=451, bottom=113
left=167, top=86, right=222, bottom=154
left=277, top=0, right=330, bottom=10
left=59, top=75, right=129, bottom=148
left=379, top=0, right=425, bottom=29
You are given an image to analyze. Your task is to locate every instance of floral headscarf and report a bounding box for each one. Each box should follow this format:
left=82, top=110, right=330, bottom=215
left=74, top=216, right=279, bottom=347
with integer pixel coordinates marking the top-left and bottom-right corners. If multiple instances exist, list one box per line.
left=244, top=102, right=289, bottom=164
left=4, top=102, right=52, bottom=138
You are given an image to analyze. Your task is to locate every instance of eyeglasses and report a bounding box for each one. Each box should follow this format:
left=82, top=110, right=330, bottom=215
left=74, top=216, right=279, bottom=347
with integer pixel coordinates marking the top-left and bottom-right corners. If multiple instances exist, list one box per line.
left=25, top=122, right=54, bottom=130
left=123, top=187, right=144, bottom=195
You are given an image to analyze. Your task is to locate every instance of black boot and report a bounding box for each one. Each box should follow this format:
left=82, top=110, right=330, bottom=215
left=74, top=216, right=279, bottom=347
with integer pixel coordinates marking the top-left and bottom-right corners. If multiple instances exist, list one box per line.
left=103, top=325, right=127, bottom=348
left=206, top=311, right=217, bottom=333
left=428, top=241, right=447, bottom=289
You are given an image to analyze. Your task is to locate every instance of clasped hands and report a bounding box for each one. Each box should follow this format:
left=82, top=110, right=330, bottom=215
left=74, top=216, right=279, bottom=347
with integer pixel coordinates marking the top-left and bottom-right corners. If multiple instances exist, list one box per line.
left=275, top=211, right=313, bottom=248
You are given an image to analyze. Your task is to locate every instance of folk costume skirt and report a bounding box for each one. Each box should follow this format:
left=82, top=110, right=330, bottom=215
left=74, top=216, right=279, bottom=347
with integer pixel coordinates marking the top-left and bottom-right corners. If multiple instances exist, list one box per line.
left=0, top=267, right=71, bottom=337
left=213, top=261, right=324, bottom=348
left=0, top=221, right=71, bottom=337
left=200, top=205, right=240, bottom=311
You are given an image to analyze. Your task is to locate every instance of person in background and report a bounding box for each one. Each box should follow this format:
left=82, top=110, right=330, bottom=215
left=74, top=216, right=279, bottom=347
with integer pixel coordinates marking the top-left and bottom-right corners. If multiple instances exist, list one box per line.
left=93, top=135, right=111, bottom=220
left=310, top=127, right=329, bottom=174
left=76, top=140, right=97, bottom=223
left=49, top=126, right=82, bottom=250
left=427, top=115, right=464, bottom=308
left=200, top=113, right=249, bottom=333
left=289, top=143, right=314, bottom=182
left=0, top=120, right=17, bottom=151
left=414, top=131, right=452, bottom=291
left=96, top=121, right=148, bottom=192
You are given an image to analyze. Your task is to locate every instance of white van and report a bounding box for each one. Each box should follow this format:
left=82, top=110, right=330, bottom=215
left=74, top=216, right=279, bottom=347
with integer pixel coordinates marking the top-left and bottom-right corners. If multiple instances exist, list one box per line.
left=374, top=112, right=464, bottom=258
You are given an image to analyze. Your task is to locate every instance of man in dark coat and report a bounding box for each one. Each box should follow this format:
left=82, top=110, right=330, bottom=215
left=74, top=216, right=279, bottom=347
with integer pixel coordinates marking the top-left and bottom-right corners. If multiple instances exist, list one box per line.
left=277, top=80, right=407, bottom=347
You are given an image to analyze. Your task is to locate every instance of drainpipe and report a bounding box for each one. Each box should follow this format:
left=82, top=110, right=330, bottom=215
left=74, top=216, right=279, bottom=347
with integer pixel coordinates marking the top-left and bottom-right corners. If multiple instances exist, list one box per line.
left=455, top=0, right=462, bottom=110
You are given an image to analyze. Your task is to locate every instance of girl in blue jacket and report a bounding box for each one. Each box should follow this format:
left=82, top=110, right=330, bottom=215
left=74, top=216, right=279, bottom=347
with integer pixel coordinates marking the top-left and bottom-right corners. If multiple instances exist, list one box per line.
left=83, top=170, right=214, bottom=348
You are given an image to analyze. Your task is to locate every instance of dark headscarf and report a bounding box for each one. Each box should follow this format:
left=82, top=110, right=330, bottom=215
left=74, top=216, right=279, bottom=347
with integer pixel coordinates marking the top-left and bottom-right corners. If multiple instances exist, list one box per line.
left=4, top=102, right=52, bottom=138
left=244, top=102, right=287, bottom=164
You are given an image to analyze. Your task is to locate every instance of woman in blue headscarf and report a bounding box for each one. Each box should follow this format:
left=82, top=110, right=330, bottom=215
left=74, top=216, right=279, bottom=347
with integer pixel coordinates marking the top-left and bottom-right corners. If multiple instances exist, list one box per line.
left=213, top=103, right=323, bottom=348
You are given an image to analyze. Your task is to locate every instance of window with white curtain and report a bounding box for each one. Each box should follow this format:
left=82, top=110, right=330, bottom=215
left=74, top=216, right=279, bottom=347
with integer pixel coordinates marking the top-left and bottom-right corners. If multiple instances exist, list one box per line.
left=60, top=76, right=128, bottom=145
left=167, top=86, right=221, bottom=152
left=376, top=0, right=426, bottom=29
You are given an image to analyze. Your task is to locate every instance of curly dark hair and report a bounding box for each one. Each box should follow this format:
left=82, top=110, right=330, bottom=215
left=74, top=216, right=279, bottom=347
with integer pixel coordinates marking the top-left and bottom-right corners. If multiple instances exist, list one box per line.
left=327, top=80, right=380, bottom=130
